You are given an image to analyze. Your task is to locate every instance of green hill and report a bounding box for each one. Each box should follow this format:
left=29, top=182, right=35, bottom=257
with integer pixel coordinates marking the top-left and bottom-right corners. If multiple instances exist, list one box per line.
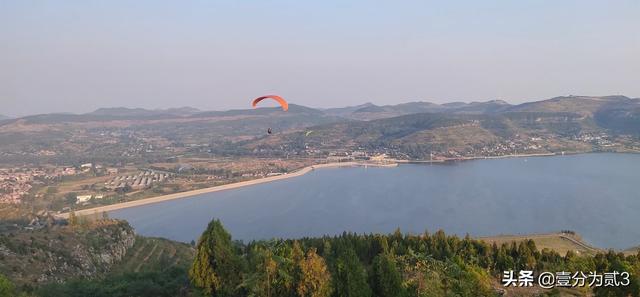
left=506, top=95, right=633, bottom=115
left=244, top=111, right=606, bottom=158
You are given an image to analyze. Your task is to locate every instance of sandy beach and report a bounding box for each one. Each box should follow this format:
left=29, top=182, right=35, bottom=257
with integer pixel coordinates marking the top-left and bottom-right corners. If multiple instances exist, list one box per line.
left=57, top=161, right=396, bottom=218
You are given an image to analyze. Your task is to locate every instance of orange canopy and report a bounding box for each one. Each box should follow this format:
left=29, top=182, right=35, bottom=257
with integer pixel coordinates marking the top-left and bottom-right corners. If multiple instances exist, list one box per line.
left=251, top=95, right=288, bottom=111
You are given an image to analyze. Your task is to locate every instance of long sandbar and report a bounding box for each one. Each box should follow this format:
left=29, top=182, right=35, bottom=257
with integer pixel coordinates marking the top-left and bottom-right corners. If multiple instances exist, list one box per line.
left=57, top=161, right=393, bottom=218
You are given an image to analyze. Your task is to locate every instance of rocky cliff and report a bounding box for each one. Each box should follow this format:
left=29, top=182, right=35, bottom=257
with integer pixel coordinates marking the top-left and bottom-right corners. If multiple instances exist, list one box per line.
left=0, top=219, right=135, bottom=284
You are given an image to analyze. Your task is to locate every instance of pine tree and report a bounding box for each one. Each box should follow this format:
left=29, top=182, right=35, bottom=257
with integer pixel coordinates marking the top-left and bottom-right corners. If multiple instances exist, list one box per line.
left=333, top=246, right=371, bottom=297
left=296, top=248, right=332, bottom=297
left=371, top=253, right=405, bottom=297
left=189, top=219, right=241, bottom=296
left=243, top=247, right=279, bottom=297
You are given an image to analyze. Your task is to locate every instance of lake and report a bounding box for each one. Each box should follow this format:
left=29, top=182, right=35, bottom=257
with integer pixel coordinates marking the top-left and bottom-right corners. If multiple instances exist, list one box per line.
left=110, top=153, right=640, bottom=250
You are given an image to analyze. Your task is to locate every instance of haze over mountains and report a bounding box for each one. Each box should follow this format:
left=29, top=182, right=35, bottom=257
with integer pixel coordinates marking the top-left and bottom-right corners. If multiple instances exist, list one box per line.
left=1, top=95, right=638, bottom=163
left=4, top=95, right=639, bottom=136
left=7, top=95, right=639, bottom=122
left=89, top=107, right=202, bottom=117
left=2, top=95, right=639, bottom=139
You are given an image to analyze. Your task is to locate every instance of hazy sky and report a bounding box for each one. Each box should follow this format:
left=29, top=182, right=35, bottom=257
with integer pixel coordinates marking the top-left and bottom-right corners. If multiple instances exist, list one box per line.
left=1, top=0, right=639, bottom=116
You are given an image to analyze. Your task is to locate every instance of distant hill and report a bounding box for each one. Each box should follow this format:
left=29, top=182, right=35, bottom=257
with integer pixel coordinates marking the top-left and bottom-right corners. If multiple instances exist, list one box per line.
left=4, top=107, right=202, bottom=125
left=1, top=95, right=639, bottom=163
left=327, top=96, right=638, bottom=123
left=0, top=114, right=11, bottom=120
left=321, top=103, right=377, bottom=117
left=192, top=103, right=323, bottom=117
left=244, top=110, right=600, bottom=158
left=6, top=95, right=635, bottom=124
left=0, top=103, right=347, bottom=163
left=594, top=100, right=640, bottom=134
left=339, top=100, right=512, bottom=120
left=506, top=95, right=633, bottom=116
left=243, top=95, right=640, bottom=159
left=89, top=106, right=201, bottom=117
left=449, top=100, right=512, bottom=114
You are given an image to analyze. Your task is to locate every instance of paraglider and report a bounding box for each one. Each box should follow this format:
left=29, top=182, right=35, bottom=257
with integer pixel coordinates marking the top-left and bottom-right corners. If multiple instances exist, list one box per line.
left=251, top=95, right=288, bottom=135
left=251, top=95, right=288, bottom=111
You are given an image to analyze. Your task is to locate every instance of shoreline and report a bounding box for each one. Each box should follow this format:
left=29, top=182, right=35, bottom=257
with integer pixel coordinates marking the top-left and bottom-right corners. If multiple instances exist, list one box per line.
left=395, top=152, right=558, bottom=164
left=55, top=152, right=640, bottom=252
left=57, top=151, right=579, bottom=218
left=57, top=161, right=396, bottom=218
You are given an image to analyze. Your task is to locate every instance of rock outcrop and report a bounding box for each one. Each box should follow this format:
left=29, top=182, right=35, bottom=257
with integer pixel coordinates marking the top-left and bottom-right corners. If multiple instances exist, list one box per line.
left=0, top=219, right=135, bottom=284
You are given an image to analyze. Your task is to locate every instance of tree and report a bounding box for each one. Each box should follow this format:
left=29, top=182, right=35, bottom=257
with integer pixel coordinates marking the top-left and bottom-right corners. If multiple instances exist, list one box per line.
left=189, top=219, right=242, bottom=296
left=243, top=247, right=279, bottom=297
left=67, top=211, right=78, bottom=227
left=0, top=274, right=15, bottom=297
left=371, top=254, right=405, bottom=297
left=333, top=246, right=371, bottom=297
left=296, top=248, right=332, bottom=297
left=64, top=192, right=77, bottom=204
left=36, top=267, right=191, bottom=297
left=115, top=184, right=132, bottom=195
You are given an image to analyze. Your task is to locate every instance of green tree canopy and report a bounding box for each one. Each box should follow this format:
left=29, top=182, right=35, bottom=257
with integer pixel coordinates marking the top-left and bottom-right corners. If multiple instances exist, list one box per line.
left=371, top=254, right=406, bottom=297
left=189, top=219, right=242, bottom=297
left=333, top=245, right=371, bottom=297
left=296, top=248, right=332, bottom=297
left=0, top=274, right=15, bottom=297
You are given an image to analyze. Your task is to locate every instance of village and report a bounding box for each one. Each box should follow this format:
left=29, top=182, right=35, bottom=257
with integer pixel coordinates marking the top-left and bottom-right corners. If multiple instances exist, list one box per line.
left=0, top=166, right=79, bottom=204
left=0, top=163, right=164, bottom=205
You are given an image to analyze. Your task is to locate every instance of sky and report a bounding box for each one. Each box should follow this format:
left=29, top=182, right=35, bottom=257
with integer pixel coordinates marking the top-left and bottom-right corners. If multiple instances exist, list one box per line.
left=1, top=0, right=639, bottom=116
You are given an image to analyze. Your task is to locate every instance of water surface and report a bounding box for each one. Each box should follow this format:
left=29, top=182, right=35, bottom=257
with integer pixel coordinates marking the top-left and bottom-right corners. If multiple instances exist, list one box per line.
left=110, top=153, right=640, bottom=249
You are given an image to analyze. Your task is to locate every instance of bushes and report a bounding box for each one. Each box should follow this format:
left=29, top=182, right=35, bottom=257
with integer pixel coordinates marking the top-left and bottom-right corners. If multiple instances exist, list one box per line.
left=0, top=274, right=16, bottom=297
left=35, top=267, right=191, bottom=297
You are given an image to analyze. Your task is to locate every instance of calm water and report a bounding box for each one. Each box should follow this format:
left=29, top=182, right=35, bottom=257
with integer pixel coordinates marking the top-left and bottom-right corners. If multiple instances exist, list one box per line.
left=110, top=153, right=640, bottom=249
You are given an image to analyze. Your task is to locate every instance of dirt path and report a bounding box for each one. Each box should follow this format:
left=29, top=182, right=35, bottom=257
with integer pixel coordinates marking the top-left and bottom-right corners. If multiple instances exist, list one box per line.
left=136, top=242, right=159, bottom=272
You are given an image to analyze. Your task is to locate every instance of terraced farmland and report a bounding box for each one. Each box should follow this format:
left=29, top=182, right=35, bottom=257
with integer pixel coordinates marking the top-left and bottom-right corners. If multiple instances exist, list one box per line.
left=112, top=236, right=195, bottom=273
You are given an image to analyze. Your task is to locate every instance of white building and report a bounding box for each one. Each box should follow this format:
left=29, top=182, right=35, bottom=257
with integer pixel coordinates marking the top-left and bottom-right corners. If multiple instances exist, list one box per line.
left=76, top=195, right=92, bottom=204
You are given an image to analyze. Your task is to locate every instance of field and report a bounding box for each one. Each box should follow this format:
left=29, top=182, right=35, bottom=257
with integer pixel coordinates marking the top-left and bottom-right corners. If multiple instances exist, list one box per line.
left=111, top=236, right=195, bottom=273
left=478, top=232, right=601, bottom=256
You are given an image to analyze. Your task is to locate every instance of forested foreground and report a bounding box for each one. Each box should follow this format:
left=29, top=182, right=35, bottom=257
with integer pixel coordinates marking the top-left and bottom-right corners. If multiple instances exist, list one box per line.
left=4, top=218, right=640, bottom=297
left=190, top=219, right=640, bottom=297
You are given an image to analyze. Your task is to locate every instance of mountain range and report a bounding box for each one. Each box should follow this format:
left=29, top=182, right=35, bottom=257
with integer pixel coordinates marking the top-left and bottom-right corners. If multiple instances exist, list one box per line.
left=1, top=95, right=638, bottom=163
left=6, top=95, right=638, bottom=123
left=241, top=95, right=640, bottom=158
